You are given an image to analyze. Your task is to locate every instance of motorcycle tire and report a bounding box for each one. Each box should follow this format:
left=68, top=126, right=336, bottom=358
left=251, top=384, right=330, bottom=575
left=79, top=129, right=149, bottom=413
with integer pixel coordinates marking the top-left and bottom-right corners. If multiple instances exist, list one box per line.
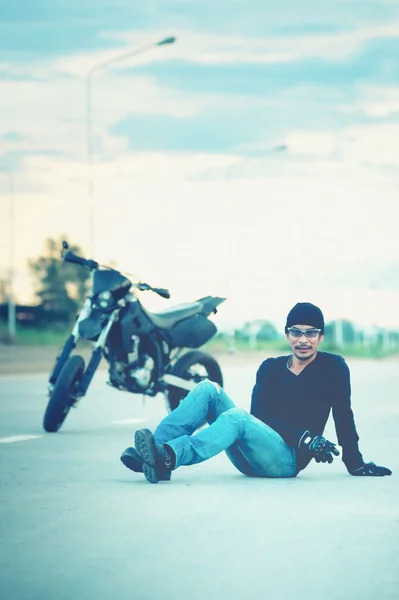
left=48, top=334, right=76, bottom=385
left=43, top=355, right=85, bottom=432
left=167, top=350, right=223, bottom=411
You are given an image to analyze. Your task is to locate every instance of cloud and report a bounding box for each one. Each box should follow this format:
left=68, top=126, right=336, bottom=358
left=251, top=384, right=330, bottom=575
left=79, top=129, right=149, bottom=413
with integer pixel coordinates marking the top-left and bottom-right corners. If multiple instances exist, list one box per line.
left=1, top=1, right=399, bottom=331
left=1, top=131, right=26, bottom=142
left=108, top=22, right=399, bottom=66
left=285, top=131, right=336, bottom=158
left=0, top=69, right=216, bottom=171
left=341, top=85, right=399, bottom=117
left=1, top=14, right=397, bottom=172
left=3, top=19, right=397, bottom=82
left=340, top=122, right=399, bottom=165
left=285, top=121, right=399, bottom=167
left=1, top=148, right=398, bottom=331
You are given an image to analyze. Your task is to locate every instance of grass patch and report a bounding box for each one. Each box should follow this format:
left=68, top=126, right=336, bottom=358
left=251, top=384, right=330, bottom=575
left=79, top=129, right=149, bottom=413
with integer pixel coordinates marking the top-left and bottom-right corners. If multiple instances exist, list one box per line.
left=0, top=323, right=73, bottom=346
left=1, top=324, right=398, bottom=360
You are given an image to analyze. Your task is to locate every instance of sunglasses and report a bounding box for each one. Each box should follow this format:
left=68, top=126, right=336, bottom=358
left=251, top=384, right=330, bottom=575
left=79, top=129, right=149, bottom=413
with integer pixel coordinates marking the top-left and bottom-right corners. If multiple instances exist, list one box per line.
left=287, top=327, right=321, bottom=339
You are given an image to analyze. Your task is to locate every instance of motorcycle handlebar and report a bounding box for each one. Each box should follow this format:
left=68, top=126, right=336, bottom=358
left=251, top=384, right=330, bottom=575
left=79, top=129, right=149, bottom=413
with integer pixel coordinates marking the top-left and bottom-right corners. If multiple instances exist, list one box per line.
left=153, top=288, right=171, bottom=299
left=61, top=242, right=167, bottom=291
left=136, top=283, right=170, bottom=299
left=63, top=250, right=99, bottom=271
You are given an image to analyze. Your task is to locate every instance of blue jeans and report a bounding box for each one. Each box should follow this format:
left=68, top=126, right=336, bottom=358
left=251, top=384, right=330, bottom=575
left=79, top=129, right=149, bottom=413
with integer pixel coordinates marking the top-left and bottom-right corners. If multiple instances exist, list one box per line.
left=154, top=380, right=297, bottom=478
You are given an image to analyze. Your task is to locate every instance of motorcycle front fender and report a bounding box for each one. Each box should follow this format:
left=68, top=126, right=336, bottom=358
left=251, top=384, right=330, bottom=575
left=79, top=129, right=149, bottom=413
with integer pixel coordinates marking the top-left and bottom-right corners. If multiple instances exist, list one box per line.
left=78, top=310, right=107, bottom=341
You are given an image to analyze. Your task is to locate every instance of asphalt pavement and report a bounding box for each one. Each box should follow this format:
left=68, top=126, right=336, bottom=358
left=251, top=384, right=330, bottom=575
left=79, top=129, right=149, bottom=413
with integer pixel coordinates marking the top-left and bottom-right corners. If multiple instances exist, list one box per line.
left=0, top=357, right=398, bottom=600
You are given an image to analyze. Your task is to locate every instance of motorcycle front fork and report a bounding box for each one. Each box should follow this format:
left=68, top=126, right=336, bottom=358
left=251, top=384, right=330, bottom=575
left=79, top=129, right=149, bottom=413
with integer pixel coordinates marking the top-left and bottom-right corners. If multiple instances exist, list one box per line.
left=48, top=299, right=92, bottom=389
left=77, top=309, right=120, bottom=396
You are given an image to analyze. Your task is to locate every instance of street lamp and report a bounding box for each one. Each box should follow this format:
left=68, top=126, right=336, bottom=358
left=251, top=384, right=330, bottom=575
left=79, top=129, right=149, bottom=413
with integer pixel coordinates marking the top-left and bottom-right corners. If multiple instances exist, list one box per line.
left=86, top=36, right=176, bottom=256
left=8, top=172, right=16, bottom=342
left=1, top=170, right=16, bottom=342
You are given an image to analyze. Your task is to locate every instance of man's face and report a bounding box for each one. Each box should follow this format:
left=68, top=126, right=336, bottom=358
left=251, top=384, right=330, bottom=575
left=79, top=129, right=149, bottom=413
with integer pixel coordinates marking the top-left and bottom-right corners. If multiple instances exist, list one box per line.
left=286, top=324, right=324, bottom=361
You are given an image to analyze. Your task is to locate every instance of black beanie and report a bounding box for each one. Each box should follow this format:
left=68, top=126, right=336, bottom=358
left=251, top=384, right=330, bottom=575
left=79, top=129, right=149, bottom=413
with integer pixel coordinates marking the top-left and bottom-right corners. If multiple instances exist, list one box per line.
left=285, top=302, right=325, bottom=334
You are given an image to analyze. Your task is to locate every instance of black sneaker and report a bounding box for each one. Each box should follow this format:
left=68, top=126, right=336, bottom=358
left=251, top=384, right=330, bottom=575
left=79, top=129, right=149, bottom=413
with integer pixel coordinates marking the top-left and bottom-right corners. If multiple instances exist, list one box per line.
left=120, top=445, right=172, bottom=481
left=134, top=428, right=174, bottom=484
left=120, top=447, right=144, bottom=473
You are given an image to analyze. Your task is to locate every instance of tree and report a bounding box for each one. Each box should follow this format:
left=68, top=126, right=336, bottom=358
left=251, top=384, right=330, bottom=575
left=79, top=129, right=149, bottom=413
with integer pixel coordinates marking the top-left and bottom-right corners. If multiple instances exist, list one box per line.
left=238, top=320, right=279, bottom=347
left=29, top=236, right=90, bottom=326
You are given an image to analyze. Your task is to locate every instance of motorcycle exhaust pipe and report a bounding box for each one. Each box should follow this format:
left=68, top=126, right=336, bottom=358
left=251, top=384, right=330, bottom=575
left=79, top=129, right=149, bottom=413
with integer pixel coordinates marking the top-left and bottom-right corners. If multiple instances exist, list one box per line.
left=162, top=374, right=197, bottom=392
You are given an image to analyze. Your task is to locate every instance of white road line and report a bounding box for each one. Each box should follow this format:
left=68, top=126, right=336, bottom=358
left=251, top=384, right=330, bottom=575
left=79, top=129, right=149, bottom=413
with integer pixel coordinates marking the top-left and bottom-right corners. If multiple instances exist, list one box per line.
left=112, top=418, right=149, bottom=425
left=0, top=435, right=43, bottom=444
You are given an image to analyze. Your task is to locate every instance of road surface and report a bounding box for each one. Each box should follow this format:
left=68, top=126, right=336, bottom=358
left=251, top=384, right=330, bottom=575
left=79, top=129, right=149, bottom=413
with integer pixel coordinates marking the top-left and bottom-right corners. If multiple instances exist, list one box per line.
left=0, top=357, right=398, bottom=600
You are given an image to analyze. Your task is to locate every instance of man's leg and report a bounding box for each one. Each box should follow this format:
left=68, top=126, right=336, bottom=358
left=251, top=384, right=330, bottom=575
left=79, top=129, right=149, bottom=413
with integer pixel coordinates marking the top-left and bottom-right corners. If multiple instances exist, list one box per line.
left=135, top=404, right=297, bottom=483
left=121, top=380, right=234, bottom=477
left=153, top=379, right=236, bottom=444
left=225, top=413, right=297, bottom=478
left=167, top=407, right=296, bottom=478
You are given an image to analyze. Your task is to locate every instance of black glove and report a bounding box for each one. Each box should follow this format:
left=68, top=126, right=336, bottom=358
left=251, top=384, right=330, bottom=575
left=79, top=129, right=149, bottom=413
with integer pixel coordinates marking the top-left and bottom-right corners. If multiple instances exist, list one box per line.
left=300, top=434, right=340, bottom=464
left=349, top=462, right=392, bottom=477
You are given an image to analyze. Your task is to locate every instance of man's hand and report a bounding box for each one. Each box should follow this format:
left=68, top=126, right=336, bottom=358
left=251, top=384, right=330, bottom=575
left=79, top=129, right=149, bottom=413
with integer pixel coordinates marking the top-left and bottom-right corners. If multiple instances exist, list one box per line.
left=300, top=435, right=340, bottom=464
left=349, top=462, right=392, bottom=476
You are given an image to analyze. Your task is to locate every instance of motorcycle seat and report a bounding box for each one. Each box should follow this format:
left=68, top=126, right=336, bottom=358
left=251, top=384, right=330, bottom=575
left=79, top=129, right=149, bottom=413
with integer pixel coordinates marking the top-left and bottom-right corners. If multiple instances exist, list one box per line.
left=143, top=301, right=203, bottom=330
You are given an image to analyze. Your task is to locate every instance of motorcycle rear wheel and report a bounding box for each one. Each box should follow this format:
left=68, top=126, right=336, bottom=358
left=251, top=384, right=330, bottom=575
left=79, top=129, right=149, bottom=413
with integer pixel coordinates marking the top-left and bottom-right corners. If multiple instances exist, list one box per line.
left=43, top=355, right=85, bottom=432
left=166, top=350, right=223, bottom=411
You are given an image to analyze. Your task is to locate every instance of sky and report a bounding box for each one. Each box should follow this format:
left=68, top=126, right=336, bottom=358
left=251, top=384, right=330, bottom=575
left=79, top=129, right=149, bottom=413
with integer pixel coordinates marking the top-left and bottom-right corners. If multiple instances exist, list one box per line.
left=0, top=0, right=399, bottom=331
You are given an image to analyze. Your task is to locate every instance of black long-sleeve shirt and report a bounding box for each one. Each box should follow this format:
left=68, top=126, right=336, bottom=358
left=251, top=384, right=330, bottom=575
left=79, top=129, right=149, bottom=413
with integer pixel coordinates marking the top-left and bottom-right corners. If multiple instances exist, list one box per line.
left=250, top=351, right=363, bottom=473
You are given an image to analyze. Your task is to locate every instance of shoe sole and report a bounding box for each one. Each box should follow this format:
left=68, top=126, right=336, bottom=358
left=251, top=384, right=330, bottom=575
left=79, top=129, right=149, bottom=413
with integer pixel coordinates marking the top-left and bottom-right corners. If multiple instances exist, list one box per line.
left=134, top=429, right=160, bottom=484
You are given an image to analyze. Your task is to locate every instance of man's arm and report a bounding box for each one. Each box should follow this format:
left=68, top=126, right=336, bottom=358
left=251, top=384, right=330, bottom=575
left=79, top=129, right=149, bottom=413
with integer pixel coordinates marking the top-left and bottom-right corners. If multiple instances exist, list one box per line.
left=331, top=357, right=363, bottom=471
left=250, top=360, right=308, bottom=448
left=332, top=357, right=391, bottom=476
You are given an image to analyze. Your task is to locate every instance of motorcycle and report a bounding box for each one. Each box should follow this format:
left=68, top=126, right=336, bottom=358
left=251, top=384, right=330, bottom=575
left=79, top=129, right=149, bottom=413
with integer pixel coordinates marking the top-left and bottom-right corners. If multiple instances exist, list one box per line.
left=43, top=241, right=226, bottom=432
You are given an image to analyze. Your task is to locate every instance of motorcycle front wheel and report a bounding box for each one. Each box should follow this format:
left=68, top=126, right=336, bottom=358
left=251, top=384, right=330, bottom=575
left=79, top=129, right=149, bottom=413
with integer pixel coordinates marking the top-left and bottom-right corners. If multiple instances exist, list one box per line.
left=166, top=350, right=223, bottom=411
left=43, top=355, right=85, bottom=432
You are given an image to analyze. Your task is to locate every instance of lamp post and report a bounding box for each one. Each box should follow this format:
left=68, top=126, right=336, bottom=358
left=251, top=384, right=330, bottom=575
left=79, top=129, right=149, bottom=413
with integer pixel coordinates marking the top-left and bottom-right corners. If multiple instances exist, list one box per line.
left=86, top=36, right=176, bottom=256
left=5, top=171, right=16, bottom=342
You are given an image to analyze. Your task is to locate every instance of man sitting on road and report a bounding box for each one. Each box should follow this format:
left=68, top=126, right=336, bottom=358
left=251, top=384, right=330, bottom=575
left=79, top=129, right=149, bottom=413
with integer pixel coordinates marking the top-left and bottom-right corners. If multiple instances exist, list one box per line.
left=120, top=302, right=392, bottom=483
